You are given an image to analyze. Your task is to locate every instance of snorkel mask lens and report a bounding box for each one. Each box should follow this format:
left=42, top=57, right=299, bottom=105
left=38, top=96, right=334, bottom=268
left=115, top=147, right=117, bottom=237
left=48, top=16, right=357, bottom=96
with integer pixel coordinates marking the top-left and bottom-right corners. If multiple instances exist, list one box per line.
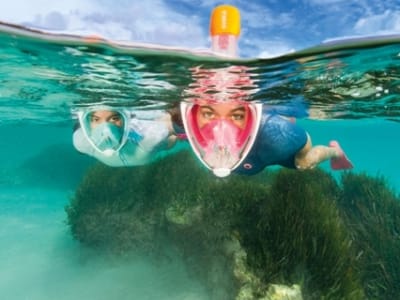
left=89, top=122, right=124, bottom=154
left=198, top=119, right=243, bottom=176
left=79, top=108, right=129, bottom=156
left=181, top=101, right=262, bottom=177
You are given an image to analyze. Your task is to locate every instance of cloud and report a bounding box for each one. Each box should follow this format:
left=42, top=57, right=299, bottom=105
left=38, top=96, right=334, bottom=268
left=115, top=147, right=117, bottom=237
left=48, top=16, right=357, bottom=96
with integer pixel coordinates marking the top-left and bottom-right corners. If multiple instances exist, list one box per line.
left=353, top=10, right=400, bottom=35
left=239, top=3, right=294, bottom=30
left=0, top=0, right=209, bottom=48
left=0, top=0, right=97, bottom=23
left=257, top=44, right=295, bottom=58
left=239, top=35, right=295, bottom=58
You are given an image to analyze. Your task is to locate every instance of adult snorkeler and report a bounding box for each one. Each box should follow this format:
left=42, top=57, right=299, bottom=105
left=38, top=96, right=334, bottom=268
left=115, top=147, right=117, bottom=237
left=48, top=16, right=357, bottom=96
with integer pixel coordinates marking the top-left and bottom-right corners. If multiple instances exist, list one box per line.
left=72, top=106, right=180, bottom=167
left=181, top=97, right=353, bottom=178
left=180, top=5, right=352, bottom=177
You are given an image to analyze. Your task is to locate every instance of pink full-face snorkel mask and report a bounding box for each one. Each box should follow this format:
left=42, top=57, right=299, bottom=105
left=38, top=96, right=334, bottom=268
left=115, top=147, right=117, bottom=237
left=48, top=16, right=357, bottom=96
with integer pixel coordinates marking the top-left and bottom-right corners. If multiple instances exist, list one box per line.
left=181, top=101, right=262, bottom=177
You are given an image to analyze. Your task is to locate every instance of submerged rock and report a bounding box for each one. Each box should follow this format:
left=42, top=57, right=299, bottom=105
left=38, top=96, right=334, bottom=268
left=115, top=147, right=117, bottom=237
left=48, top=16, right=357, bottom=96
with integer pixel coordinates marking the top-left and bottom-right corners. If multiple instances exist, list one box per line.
left=165, top=203, right=203, bottom=227
left=66, top=151, right=400, bottom=299
left=263, top=284, right=303, bottom=300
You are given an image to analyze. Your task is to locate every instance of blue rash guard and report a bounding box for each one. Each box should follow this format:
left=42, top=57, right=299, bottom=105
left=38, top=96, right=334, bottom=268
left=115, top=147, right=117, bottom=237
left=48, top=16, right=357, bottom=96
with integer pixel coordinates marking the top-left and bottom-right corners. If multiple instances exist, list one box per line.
left=234, top=111, right=308, bottom=175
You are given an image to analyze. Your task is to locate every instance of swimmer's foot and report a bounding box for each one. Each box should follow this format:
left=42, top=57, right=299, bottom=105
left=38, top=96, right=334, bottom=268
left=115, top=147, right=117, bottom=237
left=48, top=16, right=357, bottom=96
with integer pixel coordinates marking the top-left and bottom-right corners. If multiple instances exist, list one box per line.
left=176, top=133, right=187, bottom=140
left=329, top=141, right=353, bottom=170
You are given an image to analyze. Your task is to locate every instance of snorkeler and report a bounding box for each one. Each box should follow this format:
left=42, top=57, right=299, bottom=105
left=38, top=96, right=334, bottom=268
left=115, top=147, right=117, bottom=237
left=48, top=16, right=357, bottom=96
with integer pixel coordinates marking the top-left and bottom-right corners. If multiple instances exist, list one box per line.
left=181, top=99, right=353, bottom=177
left=72, top=106, right=180, bottom=167
left=180, top=5, right=352, bottom=177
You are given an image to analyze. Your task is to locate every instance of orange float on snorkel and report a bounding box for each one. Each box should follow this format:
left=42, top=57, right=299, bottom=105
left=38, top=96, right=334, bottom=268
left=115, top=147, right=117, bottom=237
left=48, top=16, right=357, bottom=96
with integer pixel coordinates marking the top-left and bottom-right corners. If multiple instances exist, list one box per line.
left=210, top=4, right=241, bottom=36
left=209, top=5, right=241, bottom=57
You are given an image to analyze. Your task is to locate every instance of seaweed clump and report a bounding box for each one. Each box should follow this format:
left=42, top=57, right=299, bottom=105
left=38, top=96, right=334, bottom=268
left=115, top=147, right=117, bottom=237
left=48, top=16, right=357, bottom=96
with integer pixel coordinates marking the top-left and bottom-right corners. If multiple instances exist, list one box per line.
left=66, top=162, right=164, bottom=255
left=66, top=151, right=271, bottom=299
left=242, top=169, right=365, bottom=299
left=66, top=151, right=400, bottom=299
left=339, top=172, right=400, bottom=299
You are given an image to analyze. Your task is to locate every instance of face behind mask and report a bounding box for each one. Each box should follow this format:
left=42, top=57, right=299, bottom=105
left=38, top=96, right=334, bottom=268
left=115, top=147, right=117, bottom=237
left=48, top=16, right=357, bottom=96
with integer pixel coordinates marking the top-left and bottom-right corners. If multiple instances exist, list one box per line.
left=198, top=119, right=243, bottom=173
left=89, top=122, right=124, bottom=155
left=181, top=102, right=262, bottom=178
left=78, top=107, right=128, bottom=156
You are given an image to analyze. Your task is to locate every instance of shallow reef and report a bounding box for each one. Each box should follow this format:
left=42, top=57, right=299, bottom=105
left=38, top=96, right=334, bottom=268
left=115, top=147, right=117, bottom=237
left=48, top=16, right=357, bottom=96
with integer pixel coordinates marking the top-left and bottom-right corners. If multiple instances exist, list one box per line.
left=66, top=151, right=400, bottom=300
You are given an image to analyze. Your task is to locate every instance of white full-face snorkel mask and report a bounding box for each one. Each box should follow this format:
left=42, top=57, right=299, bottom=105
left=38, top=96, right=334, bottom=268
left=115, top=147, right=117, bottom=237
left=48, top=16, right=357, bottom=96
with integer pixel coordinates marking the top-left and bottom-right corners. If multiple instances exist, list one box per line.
left=77, top=106, right=130, bottom=156
left=181, top=101, right=262, bottom=177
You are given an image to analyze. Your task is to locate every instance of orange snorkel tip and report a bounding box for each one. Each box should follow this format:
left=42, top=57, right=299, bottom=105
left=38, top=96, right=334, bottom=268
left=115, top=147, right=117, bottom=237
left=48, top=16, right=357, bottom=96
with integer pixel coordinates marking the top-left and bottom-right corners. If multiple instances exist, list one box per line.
left=210, top=5, right=241, bottom=36
left=209, top=5, right=241, bottom=57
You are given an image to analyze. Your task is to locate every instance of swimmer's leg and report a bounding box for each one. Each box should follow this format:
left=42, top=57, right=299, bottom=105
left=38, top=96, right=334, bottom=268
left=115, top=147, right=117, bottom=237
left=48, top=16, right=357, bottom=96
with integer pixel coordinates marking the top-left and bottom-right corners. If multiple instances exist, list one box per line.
left=329, top=140, right=353, bottom=170
left=295, top=134, right=353, bottom=170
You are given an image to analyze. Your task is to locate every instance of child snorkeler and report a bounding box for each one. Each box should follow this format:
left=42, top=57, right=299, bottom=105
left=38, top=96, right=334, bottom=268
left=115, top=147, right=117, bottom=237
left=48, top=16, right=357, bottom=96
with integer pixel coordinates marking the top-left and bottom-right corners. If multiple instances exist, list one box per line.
left=72, top=106, right=180, bottom=167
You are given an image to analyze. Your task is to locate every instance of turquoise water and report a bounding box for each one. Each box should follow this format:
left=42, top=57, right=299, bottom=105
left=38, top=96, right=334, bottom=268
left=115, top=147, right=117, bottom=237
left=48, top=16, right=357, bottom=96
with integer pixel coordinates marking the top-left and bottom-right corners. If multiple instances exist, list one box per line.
left=0, top=125, right=208, bottom=299
left=1, top=22, right=400, bottom=299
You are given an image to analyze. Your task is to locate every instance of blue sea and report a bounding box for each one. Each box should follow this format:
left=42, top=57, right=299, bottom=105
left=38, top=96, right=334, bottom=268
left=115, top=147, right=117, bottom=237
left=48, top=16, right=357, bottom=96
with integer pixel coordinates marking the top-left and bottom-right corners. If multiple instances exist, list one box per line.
left=0, top=22, right=399, bottom=299
left=0, top=124, right=208, bottom=299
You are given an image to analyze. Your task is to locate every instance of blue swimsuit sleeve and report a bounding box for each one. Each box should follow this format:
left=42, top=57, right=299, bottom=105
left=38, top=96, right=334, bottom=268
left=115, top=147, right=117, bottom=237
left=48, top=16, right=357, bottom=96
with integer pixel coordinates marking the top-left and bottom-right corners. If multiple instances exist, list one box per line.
left=235, top=113, right=308, bottom=175
left=263, top=96, right=309, bottom=118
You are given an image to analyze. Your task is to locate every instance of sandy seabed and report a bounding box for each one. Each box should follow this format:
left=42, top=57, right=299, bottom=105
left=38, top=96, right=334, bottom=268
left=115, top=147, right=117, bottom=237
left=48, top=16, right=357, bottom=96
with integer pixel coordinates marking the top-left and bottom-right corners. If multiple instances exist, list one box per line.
left=0, top=187, right=208, bottom=300
left=0, top=125, right=208, bottom=300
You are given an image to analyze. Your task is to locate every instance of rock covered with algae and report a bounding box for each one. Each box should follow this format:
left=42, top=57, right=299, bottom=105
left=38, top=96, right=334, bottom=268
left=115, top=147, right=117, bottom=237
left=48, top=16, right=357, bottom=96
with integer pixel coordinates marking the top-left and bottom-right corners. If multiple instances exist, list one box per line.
left=165, top=203, right=203, bottom=227
left=263, top=284, right=302, bottom=300
left=66, top=151, right=400, bottom=299
left=222, top=236, right=303, bottom=300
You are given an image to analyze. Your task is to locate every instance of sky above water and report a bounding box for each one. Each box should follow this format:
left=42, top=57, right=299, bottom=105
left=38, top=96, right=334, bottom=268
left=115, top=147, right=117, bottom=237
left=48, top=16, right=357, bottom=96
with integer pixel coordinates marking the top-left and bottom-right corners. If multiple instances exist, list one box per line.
left=1, top=0, right=399, bottom=57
